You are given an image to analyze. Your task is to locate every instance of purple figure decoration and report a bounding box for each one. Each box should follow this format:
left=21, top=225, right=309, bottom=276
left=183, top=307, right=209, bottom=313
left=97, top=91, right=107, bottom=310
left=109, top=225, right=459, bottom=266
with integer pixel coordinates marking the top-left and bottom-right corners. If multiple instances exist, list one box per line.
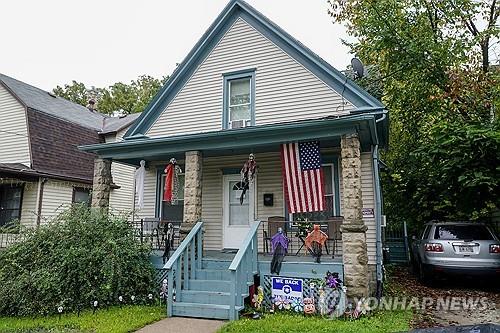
left=270, top=227, right=288, bottom=274
left=325, top=271, right=343, bottom=290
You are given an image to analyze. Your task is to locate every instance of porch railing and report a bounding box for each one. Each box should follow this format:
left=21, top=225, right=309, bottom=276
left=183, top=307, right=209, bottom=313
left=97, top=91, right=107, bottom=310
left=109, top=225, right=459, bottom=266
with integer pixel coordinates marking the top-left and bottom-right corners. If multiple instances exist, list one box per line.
left=228, top=220, right=261, bottom=320
left=164, top=221, right=203, bottom=317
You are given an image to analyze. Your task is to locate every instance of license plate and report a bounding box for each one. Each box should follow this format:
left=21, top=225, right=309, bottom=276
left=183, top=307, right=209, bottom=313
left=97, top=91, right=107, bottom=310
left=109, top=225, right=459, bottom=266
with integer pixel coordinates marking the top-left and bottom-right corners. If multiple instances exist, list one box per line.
left=458, top=246, right=473, bottom=253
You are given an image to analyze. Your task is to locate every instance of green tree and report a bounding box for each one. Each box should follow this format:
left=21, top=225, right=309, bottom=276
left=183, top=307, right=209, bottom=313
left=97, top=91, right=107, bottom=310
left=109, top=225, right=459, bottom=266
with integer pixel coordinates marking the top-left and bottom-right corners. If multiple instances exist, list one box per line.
left=329, top=0, right=500, bottom=229
left=53, top=75, right=168, bottom=115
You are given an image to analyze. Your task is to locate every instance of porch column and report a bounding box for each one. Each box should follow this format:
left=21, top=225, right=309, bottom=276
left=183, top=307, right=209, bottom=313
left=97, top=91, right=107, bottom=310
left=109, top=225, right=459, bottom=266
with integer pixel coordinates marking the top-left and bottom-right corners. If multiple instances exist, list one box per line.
left=181, top=151, right=203, bottom=236
left=340, top=133, right=369, bottom=299
left=91, top=158, right=112, bottom=211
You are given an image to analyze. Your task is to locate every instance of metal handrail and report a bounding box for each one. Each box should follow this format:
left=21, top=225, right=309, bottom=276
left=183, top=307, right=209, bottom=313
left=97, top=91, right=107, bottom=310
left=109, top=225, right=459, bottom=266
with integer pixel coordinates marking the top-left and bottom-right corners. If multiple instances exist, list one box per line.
left=164, top=221, right=203, bottom=317
left=228, top=220, right=261, bottom=320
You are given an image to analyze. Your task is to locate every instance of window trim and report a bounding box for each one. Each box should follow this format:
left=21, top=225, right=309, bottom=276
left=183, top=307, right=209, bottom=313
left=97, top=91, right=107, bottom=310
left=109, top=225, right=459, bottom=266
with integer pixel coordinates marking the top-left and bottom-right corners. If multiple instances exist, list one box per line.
left=222, top=69, right=256, bottom=129
left=72, top=187, right=91, bottom=206
left=285, top=154, right=341, bottom=220
left=155, top=166, right=185, bottom=219
left=0, top=184, right=24, bottom=227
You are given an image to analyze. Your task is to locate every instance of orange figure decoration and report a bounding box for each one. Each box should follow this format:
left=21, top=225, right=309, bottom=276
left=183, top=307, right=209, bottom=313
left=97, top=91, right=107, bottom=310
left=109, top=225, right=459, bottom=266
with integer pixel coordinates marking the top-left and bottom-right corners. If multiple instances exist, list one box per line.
left=304, top=224, right=328, bottom=263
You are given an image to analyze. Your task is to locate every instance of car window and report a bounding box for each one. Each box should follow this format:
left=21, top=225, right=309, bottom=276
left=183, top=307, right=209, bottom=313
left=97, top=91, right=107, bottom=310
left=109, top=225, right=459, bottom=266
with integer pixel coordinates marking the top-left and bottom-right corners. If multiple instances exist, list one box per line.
left=423, top=226, right=431, bottom=239
left=434, top=225, right=493, bottom=240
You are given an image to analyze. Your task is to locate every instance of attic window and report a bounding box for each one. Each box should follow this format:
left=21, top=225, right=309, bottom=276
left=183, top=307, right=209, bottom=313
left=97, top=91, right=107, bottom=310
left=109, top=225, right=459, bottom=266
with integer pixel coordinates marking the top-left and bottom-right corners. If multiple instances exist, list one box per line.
left=223, top=69, right=255, bottom=130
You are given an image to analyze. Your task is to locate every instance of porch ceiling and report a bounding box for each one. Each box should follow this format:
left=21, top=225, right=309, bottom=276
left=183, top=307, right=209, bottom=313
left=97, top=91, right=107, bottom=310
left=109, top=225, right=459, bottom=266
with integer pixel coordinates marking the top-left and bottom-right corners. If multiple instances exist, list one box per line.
left=80, top=113, right=383, bottom=165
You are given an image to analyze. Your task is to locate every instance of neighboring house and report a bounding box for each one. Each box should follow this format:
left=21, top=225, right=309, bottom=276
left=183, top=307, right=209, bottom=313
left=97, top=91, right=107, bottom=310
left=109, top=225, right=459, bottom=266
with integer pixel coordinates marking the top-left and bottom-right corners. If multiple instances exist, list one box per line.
left=81, top=0, right=388, bottom=320
left=0, top=73, right=138, bottom=244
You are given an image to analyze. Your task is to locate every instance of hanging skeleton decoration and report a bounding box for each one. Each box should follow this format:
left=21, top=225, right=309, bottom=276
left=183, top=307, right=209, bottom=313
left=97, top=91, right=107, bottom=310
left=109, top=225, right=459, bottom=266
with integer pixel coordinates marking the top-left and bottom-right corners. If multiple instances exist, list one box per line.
left=163, top=158, right=183, bottom=204
left=305, top=224, right=328, bottom=263
left=162, top=223, right=175, bottom=264
left=270, top=227, right=288, bottom=274
left=239, top=153, right=258, bottom=205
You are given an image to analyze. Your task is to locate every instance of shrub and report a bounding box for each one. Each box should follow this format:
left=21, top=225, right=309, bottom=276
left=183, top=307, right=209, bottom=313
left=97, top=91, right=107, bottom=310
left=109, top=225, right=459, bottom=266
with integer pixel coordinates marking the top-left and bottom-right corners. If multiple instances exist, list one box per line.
left=0, top=205, right=155, bottom=316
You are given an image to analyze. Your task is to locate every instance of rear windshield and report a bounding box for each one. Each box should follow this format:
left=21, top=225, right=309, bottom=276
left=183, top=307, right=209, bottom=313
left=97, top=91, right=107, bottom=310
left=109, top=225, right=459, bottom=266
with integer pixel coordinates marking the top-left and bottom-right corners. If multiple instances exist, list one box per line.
left=434, top=225, right=493, bottom=240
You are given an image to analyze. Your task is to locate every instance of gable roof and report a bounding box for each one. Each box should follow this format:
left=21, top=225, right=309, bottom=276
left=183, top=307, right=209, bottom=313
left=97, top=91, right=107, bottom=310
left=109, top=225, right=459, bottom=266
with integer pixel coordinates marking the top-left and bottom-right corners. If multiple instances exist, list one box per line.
left=0, top=73, right=107, bottom=130
left=100, top=113, right=141, bottom=135
left=124, top=0, right=384, bottom=139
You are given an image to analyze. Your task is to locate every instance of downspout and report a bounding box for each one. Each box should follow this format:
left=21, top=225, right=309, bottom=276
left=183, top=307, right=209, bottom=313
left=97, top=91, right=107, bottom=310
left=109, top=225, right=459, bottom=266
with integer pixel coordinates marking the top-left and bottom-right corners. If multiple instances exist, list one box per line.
left=373, top=112, right=386, bottom=299
left=35, top=177, right=47, bottom=227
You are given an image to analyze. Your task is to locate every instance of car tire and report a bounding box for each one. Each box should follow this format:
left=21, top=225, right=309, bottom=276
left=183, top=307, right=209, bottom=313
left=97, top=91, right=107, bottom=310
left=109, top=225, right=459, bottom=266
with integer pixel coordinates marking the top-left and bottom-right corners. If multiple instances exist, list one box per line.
left=418, top=261, right=435, bottom=286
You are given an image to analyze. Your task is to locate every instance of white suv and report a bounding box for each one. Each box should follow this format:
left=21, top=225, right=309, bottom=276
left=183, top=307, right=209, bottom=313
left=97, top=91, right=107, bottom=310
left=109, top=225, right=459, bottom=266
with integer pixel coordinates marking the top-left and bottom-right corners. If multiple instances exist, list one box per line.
left=411, top=222, right=500, bottom=282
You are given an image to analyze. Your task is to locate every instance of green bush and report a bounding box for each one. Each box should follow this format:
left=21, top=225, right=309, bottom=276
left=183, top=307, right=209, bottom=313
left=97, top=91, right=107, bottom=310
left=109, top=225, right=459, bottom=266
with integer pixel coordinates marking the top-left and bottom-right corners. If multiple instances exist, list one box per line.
left=0, top=205, right=155, bottom=316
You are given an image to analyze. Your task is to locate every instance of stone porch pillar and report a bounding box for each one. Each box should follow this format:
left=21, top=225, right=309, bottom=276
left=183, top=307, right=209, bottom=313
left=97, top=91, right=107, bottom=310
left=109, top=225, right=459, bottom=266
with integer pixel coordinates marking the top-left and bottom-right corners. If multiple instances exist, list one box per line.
left=340, top=133, right=369, bottom=299
left=91, top=158, right=112, bottom=211
left=181, top=151, right=203, bottom=236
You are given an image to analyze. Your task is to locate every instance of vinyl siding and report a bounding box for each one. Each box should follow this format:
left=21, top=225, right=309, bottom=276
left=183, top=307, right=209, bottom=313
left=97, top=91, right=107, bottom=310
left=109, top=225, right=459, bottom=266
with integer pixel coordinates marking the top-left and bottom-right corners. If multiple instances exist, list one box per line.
left=360, top=152, right=376, bottom=264
left=20, top=181, right=38, bottom=228
left=134, top=151, right=377, bottom=259
left=39, top=180, right=88, bottom=224
left=106, top=129, right=136, bottom=214
left=133, top=167, right=158, bottom=220
left=147, top=18, right=354, bottom=138
left=0, top=84, right=30, bottom=165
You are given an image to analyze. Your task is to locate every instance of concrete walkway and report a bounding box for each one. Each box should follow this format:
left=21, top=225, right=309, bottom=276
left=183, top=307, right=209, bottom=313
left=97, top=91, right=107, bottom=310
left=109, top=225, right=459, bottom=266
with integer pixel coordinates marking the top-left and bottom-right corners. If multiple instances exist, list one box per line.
left=136, top=317, right=226, bottom=333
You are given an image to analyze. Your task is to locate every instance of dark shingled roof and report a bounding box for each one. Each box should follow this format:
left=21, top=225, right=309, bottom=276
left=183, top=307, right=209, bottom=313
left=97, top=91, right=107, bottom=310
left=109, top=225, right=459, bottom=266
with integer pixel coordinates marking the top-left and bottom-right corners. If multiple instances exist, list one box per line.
left=100, top=113, right=141, bottom=135
left=0, top=73, right=107, bottom=130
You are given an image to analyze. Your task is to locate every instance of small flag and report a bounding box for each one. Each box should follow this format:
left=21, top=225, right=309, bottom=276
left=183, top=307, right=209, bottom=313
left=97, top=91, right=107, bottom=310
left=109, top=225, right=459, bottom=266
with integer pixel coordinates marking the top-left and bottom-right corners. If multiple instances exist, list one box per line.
left=280, top=141, right=325, bottom=213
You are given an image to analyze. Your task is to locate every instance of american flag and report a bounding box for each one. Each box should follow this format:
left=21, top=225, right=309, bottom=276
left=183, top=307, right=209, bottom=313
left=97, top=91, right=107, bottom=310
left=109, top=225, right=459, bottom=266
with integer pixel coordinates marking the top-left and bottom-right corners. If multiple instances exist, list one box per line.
left=280, top=141, right=325, bottom=213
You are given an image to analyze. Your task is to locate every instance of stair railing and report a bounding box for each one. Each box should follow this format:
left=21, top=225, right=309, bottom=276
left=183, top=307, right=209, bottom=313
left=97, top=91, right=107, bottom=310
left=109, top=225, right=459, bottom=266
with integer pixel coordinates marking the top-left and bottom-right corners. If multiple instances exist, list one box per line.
left=164, top=221, right=204, bottom=317
left=228, top=220, right=261, bottom=320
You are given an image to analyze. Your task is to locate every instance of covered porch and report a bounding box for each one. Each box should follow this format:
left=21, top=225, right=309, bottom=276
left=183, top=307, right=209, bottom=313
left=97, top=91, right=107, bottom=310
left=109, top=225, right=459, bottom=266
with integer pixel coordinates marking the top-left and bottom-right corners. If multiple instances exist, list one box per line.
left=81, top=112, right=385, bottom=319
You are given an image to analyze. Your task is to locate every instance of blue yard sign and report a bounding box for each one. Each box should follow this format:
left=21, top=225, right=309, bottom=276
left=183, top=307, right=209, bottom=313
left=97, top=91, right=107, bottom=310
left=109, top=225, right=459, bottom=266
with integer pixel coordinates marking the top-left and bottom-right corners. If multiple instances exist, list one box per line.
left=271, top=277, right=303, bottom=302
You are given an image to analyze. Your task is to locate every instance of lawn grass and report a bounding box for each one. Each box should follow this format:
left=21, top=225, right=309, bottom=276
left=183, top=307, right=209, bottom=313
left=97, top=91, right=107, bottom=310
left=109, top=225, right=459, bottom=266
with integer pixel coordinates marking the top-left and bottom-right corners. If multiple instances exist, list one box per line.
left=0, top=305, right=165, bottom=333
left=218, top=310, right=413, bottom=333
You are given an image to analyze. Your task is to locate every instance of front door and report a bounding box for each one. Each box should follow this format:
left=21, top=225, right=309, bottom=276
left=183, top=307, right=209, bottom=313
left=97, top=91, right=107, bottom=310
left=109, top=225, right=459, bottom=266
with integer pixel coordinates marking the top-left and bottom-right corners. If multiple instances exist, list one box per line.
left=223, top=174, right=254, bottom=249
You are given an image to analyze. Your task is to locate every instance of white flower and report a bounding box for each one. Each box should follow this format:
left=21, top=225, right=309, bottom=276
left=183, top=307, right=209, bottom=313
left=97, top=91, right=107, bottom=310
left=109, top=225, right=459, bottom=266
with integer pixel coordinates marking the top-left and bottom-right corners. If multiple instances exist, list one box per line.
left=119, top=296, right=123, bottom=302
left=93, top=300, right=98, bottom=307
left=57, top=306, right=63, bottom=313
left=148, top=293, right=153, bottom=300
left=342, top=286, right=347, bottom=293
left=131, top=295, right=136, bottom=301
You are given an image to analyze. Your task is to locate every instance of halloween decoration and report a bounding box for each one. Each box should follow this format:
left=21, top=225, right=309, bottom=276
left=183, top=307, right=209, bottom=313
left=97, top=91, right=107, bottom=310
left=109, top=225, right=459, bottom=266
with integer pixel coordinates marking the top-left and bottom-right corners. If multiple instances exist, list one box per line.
left=317, top=287, right=328, bottom=316
left=325, top=271, right=342, bottom=290
left=304, top=224, right=328, bottom=263
left=274, top=295, right=291, bottom=310
left=163, top=158, right=182, bottom=204
left=270, top=227, right=288, bottom=274
left=291, top=298, right=304, bottom=313
left=239, top=153, right=258, bottom=204
left=252, top=286, right=264, bottom=311
left=162, top=223, right=175, bottom=264
left=303, top=297, right=316, bottom=315
left=303, top=282, right=316, bottom=315
left=135, top=160, right=146, bottom=209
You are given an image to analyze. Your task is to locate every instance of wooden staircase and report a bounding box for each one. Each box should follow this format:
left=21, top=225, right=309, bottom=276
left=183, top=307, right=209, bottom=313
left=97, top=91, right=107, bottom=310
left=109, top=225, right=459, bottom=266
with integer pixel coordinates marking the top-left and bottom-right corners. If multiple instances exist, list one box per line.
left=165, top=221, right=261, bottom=320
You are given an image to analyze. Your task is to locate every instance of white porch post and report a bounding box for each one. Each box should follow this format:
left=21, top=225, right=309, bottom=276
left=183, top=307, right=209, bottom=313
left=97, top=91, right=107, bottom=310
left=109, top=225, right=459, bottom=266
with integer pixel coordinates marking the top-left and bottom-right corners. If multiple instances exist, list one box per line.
left=181, top=151, right=203, bottom=236
left=340, top=133, right=369, bottom=299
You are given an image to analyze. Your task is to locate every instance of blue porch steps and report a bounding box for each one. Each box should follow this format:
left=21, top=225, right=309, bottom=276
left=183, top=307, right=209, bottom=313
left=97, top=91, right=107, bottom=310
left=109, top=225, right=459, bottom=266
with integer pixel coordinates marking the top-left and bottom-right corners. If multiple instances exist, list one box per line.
left=171, top=259, right=249, bottom=320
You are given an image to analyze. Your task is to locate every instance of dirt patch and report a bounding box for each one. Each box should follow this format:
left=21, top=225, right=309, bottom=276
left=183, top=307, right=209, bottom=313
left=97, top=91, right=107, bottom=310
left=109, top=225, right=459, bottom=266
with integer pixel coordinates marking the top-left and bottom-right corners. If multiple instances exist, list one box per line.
left=385, top=266, right=499, bottom=328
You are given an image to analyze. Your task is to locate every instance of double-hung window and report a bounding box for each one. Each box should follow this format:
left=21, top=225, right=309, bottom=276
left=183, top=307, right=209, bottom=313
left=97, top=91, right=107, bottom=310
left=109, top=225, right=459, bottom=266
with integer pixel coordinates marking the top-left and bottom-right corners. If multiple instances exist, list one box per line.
left=289, top=161, right=340, bottom=221
left=223, top=69, right=255, bottom=129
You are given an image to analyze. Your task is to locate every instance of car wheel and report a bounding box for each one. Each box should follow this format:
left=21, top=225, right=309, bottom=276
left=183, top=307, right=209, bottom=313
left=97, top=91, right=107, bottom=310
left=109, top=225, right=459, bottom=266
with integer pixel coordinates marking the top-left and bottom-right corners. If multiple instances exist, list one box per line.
left=418, top=261, right=435, bottom=286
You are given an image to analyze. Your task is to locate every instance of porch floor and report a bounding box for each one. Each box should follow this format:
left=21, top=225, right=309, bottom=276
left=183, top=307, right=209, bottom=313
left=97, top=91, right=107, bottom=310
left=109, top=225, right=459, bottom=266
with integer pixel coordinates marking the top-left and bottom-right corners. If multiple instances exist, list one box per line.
left=204, top=250, right=342, bottom=263
left=150, top=249, right=342, bottom=270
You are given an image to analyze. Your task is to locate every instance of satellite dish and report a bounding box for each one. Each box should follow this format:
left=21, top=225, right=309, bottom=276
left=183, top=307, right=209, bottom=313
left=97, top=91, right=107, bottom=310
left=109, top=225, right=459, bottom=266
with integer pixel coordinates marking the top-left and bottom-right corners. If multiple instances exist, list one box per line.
left=351, top=58, right=365, bottom=79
